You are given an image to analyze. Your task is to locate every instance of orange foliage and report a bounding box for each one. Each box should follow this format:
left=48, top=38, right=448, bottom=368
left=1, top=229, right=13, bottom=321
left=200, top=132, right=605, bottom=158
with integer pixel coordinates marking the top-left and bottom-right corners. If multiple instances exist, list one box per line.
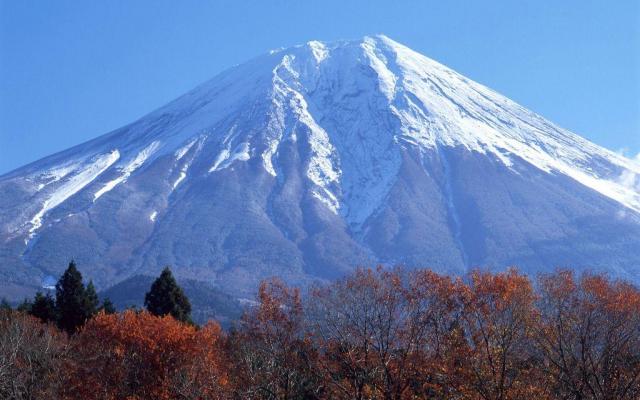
left=458, top=268, right=549, bottom=400
left=62, top=310, right=226, bottom=400
left=2, top=267, right=639, bottom=400
left=227, top=278, right=322, bottom=399
left=536, top=270, right=640, bottom=400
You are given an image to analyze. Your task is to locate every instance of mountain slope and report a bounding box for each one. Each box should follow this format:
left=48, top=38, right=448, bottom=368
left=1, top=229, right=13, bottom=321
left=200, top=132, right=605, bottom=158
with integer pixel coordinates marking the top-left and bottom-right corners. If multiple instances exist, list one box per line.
left=1, top=35, right=639, bottom=299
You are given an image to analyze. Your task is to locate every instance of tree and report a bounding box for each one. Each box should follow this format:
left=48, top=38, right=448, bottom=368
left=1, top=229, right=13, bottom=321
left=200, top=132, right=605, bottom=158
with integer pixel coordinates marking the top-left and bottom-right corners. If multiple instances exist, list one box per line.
left=534, top=270, right=640, bottom=400
left=144, top=267, right=192, bottom=323
left=307, top=267, right=464, bottom=400
left=0, top=310, right=69, bottom=399
left=63, top=310, right=226, bottom=400
left=457, top=268, right=548, bottom=400
left=0, top=299, right=11, bottom=311
left=55, top=261, right=96, bottom=334
left=83, top=281, right=99, bottom=317
left=30, top=292, right=57, bottom=324
left=99, top=298, right=116, bottom=314
left=16, top=299, right=32, bottom=313
left=228, top=278, right=321, bottom=399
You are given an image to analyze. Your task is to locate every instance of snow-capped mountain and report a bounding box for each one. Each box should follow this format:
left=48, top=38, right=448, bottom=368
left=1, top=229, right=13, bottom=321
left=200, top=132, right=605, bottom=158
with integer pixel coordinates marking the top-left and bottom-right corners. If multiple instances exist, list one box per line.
left=1, top=35, right=639, bottom=299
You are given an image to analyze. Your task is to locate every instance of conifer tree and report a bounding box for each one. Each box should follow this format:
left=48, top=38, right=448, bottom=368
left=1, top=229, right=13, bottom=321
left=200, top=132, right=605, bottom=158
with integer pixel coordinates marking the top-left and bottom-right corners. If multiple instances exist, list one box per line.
left=99, top=297, right=116, bottom=314
left=30, top=291, right=56, bottom=323
left=84, top=281, right=99, bottom=317
left=55, top=260, right=96, bottom=334
left=16, top=298, right=32, bottom=313
left=0, top=298, right=11, bottom=311
left=144, top=267, right=192, bottom=323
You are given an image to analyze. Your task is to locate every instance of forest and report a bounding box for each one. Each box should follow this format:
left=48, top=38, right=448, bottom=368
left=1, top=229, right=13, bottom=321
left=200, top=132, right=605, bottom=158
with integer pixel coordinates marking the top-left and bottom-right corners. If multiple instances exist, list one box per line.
left=1, top=263, right=639, bottom=400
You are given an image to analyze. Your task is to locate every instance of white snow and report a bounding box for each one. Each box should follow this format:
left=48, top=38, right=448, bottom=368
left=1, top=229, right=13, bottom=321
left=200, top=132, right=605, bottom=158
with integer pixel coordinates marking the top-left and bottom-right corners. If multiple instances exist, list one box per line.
left=307, top=41, right=329, bottom=64
left=172, top=137, right=204, bottom=189
left=149, top=211, right=158, bottom=222
left=266, top=54, right=342, bottom=212
left=94, top=141, right=160, bottom=201
left=28, top=150, right=120, bottom=238
left=31, top=163, right=81, bottom=192
left=209, top=142, right=250, bottom=172
left=368, top=34, right=640, bottom=215
left=175, top=138, right=198, bottom=161
left=173, top=171, right=188, bottom=189
left=11, top=34, right=640, bottom=242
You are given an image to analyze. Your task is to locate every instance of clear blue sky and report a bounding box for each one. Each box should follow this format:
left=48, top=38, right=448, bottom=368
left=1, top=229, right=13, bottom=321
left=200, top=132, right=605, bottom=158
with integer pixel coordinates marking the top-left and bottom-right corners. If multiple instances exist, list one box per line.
left=1, top=1, right=639, bottom=174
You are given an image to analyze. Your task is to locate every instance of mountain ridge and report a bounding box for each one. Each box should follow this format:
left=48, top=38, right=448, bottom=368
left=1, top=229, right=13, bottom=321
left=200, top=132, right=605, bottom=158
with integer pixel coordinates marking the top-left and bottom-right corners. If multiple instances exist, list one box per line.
left=1, top=35, right=639, bottom=299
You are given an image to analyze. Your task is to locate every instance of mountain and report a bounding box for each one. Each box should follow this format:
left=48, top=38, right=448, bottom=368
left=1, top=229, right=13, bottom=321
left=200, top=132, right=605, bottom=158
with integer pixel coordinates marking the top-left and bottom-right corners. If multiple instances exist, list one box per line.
left=98, top=275, right=243, bottom=327
left=1, top=35, right=639, bottom=300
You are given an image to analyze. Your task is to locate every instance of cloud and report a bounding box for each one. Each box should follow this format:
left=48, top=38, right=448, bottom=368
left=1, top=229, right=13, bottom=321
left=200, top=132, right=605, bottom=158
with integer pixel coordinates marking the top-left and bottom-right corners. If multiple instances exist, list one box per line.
left=615, top=151, right=640, bottom=200
left=613, top=151, right=640, bottom=221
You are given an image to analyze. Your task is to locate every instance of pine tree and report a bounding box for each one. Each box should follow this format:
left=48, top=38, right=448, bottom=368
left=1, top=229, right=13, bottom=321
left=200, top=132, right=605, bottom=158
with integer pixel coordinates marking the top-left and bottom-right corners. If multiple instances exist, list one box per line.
left=144, top=267, right=192, bottom=323
left=99, top=297, right=116, bottom=314
left=30, top=291, right=57, bottom=323
left=55, top=260, right=97, bottom=334
left=0, top=298, right=11, bottom=311
left=16, top=298, right=32, bottom=313
left=84, top=281, right=99, bottom=317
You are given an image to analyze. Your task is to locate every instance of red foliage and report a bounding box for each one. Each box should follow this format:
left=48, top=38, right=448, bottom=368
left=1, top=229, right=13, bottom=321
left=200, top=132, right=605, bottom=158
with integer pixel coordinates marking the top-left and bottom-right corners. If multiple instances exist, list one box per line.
left=536, top=270, right=640, bottom=400
left=62, top=310, right=226, bottom=400
left=2, top=267, right=639, bottom=400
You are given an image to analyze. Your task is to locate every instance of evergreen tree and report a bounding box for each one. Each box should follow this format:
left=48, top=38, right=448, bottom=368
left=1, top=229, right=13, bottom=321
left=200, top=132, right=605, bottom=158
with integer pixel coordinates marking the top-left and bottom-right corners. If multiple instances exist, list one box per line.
left=16, top=298, right=32, bottom=313
left=84, top=281, right=100, bottom=317
left=99, top=297, right=116, bottom=314
left=144, top=267, right=192, bottom=323
left=30, top=291, right=57, bottom=323
left=55, top=260, right=96, bottom=334
left=0, top=298, right=11, bottom=311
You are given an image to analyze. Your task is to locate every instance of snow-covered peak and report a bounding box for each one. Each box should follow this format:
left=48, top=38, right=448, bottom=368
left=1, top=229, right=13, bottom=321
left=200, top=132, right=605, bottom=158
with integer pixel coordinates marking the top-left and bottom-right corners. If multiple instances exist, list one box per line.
left=3, top=35, right=639, bottom=242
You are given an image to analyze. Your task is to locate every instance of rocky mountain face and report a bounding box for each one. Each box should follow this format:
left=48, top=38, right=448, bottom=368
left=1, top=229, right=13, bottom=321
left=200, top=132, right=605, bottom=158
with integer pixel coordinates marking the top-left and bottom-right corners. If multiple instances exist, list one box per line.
left=1, top=35, right=639, bottom=300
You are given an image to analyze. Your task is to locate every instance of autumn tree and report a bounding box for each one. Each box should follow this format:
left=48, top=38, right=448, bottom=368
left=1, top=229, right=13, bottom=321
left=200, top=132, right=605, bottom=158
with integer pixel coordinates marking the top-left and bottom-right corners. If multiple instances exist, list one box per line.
left=457, top=268, right=548, bottom=400
left=228, top=278, right=321, bottom=399
left=402, top=269, right=466, bottom=399
left=306, top=268, right=385, bottom=399
left=534, top=270, right=640, bottom=400
left=62, top=310, right=226, bottom=400
left=0, top=309, right=68, bottom=399
left=305, top=267, right=463, bottom=399
left=144, top=267, right=192, bottom=323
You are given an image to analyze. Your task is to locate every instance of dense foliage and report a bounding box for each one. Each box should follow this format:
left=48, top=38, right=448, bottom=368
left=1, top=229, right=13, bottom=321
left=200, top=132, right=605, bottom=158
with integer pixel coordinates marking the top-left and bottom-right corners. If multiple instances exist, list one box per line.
left=1, top=267, right=639, bottom=400
left=144, top=267, right=193, bottom=323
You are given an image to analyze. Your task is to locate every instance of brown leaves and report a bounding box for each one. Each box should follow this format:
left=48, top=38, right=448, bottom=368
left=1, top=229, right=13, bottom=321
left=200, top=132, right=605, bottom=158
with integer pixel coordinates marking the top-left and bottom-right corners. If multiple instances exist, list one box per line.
left=1, top=268, right=638, bottom=400
left=0, top=310, right=68, bottom=399
left=535, top=270, right=640, bottom=400
left=62, top=310, right=226, bottom=400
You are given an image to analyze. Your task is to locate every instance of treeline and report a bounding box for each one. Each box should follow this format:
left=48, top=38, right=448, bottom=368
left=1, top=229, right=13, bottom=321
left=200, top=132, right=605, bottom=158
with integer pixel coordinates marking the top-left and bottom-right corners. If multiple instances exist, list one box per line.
left=1, top=266, right=639, bottom=400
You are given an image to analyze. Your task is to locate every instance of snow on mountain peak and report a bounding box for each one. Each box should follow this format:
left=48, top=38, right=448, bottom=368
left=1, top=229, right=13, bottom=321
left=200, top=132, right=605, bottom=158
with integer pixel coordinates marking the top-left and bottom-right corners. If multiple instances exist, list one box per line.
left=2, top=34, right=640, bottom=297
left=4, top=35, right=640, bottom=243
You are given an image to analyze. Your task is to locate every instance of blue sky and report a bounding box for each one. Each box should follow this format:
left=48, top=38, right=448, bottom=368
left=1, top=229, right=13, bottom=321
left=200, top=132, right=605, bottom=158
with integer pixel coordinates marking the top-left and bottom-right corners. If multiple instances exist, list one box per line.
left=1, top=1, right=638, bottom=173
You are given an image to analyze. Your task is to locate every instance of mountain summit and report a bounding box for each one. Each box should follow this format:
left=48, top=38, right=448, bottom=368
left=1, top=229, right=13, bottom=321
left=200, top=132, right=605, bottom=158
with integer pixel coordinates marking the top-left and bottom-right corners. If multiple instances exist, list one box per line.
left=2, top=35, right=639, bottom=298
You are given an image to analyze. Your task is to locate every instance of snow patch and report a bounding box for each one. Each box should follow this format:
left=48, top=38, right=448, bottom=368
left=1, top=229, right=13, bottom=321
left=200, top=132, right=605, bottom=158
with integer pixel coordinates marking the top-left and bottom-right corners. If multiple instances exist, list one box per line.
left=209, top=142, right=251, bottom=172
left=28, top=150, right=120, bottom=238
left=33, top=163, right=81, bottom=192
left=175, top=138, right=198, bottom=161
left=307, top=41, right=329, bottom=64
left=172, top=137, right=205, bottom=190
left=149, top=211, right=158, bottom=222
left=94, top=141, right=160, bottom=201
